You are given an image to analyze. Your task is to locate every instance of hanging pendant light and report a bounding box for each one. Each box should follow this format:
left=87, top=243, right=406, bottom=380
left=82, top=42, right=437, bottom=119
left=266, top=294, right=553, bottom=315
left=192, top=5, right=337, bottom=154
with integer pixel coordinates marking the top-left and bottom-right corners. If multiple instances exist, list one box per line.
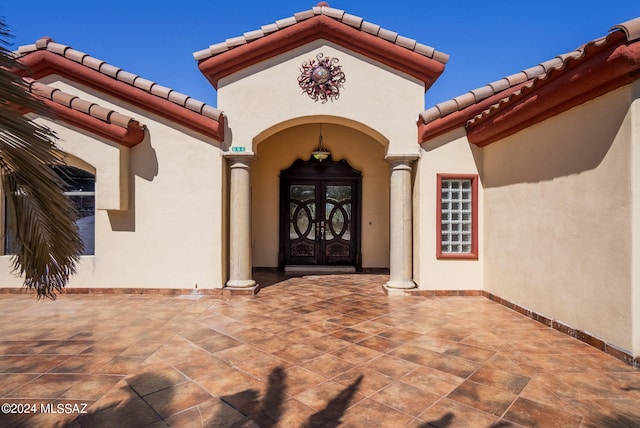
left=312, top=124, right=330, bottom=161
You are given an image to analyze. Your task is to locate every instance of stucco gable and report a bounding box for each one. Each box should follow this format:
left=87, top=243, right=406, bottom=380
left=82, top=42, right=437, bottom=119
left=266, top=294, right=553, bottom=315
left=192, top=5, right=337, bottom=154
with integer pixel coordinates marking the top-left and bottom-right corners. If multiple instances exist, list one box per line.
left=195, top=4, right=448, bottom=91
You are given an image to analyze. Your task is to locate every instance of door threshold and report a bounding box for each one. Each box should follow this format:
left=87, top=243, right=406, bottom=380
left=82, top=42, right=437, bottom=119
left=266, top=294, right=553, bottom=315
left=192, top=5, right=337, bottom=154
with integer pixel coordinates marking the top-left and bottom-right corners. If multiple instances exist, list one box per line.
left=285, top=265, right=356, bottom=274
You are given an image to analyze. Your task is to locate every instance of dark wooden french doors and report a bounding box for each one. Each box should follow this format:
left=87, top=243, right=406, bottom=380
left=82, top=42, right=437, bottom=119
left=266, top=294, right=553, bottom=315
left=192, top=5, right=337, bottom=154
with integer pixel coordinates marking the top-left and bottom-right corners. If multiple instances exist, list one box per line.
left=279, top=157, right=361, bottom=269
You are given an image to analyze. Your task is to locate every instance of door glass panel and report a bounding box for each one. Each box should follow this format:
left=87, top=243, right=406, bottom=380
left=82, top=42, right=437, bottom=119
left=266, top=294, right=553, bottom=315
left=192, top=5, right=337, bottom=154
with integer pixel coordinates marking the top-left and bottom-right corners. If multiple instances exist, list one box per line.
left=325, top=186, right=351, bottom=242
left=289, top=185, right=316, bottom=257
left=343, top=203, right=351, bottom=241
left=326, top=185, right=351, bottom=202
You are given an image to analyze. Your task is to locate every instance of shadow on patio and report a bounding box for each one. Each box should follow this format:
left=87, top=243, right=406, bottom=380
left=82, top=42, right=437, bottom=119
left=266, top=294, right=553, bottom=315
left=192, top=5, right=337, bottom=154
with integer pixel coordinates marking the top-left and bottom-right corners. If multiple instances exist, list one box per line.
left=0, top=274, right=639, bottom=426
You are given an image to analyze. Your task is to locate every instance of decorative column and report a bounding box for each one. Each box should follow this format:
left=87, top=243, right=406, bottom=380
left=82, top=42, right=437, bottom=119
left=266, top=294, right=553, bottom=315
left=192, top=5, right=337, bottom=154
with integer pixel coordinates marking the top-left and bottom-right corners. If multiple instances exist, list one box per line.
left=385, top=154, right=419, bottom=292
left=224, top=153, right=256, bottom=290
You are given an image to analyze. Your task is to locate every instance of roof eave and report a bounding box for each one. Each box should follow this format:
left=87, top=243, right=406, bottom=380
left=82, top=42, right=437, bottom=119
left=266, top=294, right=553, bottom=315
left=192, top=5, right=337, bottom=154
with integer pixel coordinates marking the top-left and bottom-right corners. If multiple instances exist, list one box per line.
left=18, top=50, right=224, bottom=141
left=467, top=31, right=640, bottom=147
left=418, top=83, right=531, bottom=143
left=198, top=15, right=445, bottom=91
left=40, top=99, right=146, bottom=147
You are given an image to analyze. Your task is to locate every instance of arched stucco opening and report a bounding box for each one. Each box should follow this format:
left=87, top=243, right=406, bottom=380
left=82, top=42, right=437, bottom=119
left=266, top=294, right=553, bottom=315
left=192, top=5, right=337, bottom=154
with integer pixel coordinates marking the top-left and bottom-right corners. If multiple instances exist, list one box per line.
left=251, top=117, right=390, bottom=269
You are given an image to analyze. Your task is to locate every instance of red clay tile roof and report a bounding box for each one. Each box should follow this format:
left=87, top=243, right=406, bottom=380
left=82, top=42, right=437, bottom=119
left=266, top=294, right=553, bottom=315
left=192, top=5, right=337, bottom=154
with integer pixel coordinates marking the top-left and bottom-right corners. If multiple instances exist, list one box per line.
left=25, top=78, right=146, bottom=146
left=419, top=17, right=640, bottom=145
left=193, top=5, right=449, bottom=64
left=418, top=49, right=590, bottom=125
left=15, top=38, right=224, bottom=141
left=194, top=5, right=448, bottom=91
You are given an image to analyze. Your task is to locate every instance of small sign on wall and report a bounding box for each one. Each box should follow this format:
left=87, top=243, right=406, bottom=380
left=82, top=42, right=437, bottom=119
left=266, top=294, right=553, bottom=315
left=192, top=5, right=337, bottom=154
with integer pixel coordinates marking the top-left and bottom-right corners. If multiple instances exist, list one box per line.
left=231, top=146, right=246, bottom=152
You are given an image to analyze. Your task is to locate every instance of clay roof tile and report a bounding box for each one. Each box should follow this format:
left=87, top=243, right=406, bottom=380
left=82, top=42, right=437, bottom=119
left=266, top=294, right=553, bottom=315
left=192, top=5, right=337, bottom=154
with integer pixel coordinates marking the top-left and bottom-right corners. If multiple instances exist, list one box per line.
left=419, top=107, right=442, bottom=124
left=108, top=112, right=133, bottom=128
left=395, top=35, right=417, bottom=50
left=294, top=10, right=315, bottom=21
left=98, top=63, right=121, bottom=78
left=360, top=21, right=380, bottom=36
left=150, top=84, right=172, bottom=99
left=243, top=29, right=265, bottom=41
left=413, top=43, right=435, bottom=58
left=436, top=99, right=459, bottom=117
left=342, top=13, right=363, bottom=29
left=88, top=104, right=113, bottom=122
left=35, top=37, right=52, bottom=50
left=539, top=58, right=563, bottom=72
left=612, top=17, right=640, bottom=42
left=185, top=98, right=206, bottom=114
left=488, top=78, right=510, bottom=93
left=51, top=90, right=76, bottom=108
left=469, top=86, right=494, bottom=101
left=116, top=70, right=138, bottom=85
left=69, top=97, right=94, bottom=114
left=321, top=7, right=345, bottom=20
left=505, top=71, right=528, bottom=86
left=522, top=65, right=546, bottom=80
left=208, top=42, right=229, bottom=55
left=17, top=44, right=37, bottom=55
left=47, top=42, right=69, bottom=56
left=192, top=49, right=211, bottom=61
left=432, top=50, right=450, bottom=64
left=168, top=91, right=190, bottom=106
left=64, top=48, right=88, bottom=63
left=133, top=77, right=155, bottom=92
left=261, top=23, right=279, bottom=34
left=275, top=17, right=297, bottom=29
left=556, top=51, right=582, bottom=62
left=29, top=81, right=56, bottom=99
left=453, top=92, right=476, bottom=110
left=81, top=56, right=105, bottom=71
left=201, top=105, right=222, bottom=121
left=226, top=36, right=247, bottom=48
left=377, top=28, right=399, bottom=43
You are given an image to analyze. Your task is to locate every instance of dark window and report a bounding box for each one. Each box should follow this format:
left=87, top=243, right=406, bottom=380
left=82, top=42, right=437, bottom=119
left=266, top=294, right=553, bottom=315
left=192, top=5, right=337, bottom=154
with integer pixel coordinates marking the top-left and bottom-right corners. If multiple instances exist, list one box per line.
left=5, top=166, right=95, bottom=255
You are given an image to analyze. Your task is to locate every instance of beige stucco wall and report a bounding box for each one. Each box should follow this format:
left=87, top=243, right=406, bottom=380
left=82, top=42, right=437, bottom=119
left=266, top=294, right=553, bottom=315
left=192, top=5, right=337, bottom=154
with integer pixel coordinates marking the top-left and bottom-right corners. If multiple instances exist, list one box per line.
left=217, top=39, right=426, bottom=272
left=252, top=123, right=389, bottom=268
left=482, top=85, right=637, bottom=354
left=414, top=128, right=483, bottom=289
left=217, top=40, right=424, bottom=158
left=630, top=79, right=640, bottom=356
left=0, top=76, right=226, bottom=290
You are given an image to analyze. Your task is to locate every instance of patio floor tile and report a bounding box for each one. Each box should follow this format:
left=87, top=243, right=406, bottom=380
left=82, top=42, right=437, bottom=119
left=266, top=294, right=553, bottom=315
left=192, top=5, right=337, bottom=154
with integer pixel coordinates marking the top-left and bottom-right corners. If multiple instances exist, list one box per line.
left=0, top=273, right=639, bottom=426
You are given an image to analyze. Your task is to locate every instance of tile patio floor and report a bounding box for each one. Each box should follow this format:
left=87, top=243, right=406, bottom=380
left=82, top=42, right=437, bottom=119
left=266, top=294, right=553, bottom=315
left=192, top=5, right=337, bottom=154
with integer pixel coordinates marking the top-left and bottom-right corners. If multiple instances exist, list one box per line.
left=0, top=274, right=639, bottom=427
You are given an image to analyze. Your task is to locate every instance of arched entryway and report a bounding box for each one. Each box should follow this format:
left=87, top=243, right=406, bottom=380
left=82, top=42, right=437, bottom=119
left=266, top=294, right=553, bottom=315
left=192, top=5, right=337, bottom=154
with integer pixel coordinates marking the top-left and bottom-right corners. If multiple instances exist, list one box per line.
left=251, top=121, right=389, bottom=272
left=279, top=156, right=362, bottom=270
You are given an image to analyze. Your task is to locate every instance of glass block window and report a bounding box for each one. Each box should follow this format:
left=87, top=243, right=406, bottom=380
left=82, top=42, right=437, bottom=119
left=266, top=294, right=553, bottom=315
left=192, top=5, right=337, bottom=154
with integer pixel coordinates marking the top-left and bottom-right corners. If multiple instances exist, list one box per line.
left=437, top=174, right=478, bottom=259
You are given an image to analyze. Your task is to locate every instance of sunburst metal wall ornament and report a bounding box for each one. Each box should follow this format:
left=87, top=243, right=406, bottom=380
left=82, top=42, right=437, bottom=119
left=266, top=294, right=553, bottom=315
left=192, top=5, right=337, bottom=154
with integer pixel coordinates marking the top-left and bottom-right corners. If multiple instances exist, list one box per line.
left=298, top=53, right=346, bottom=103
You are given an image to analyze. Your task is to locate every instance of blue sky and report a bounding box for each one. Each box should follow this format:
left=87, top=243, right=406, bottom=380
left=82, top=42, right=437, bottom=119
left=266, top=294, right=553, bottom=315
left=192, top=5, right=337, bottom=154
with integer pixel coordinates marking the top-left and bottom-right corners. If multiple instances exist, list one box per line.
left=2, top=1, right=639, bottom=108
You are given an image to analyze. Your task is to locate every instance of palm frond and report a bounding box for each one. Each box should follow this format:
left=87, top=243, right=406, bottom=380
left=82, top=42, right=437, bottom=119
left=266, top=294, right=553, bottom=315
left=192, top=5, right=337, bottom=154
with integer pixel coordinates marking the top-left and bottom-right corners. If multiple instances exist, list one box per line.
left=0, top=18, right=83, bottom=299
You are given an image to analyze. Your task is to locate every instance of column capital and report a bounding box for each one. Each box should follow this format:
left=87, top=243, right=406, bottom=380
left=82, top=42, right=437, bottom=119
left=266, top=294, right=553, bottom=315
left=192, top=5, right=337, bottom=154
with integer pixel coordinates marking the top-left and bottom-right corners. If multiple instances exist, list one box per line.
left=385, top=153, right=419, bottom=165
left=224, top=152, right=256, bottom=163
